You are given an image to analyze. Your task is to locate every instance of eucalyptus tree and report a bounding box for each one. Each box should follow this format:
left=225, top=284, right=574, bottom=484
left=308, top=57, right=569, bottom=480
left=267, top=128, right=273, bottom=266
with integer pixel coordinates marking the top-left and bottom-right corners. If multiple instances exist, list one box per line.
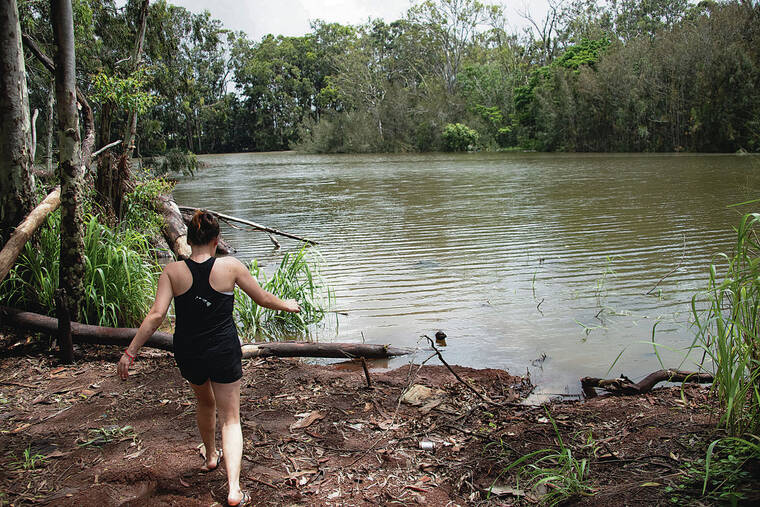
left=231, top=31, right=326, bottom=150
left=0, top=0, right=35, bottom=245
left=141, top=0, right=230, bottom=153
left=51, top=0, right=85, bottom=361
left=406, top=0, right=504, bottom=94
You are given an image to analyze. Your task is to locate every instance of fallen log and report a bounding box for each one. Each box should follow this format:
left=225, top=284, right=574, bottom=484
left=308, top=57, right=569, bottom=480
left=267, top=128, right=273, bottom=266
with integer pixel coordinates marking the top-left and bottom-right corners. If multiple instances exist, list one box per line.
left=178, top=206, right=318, bottom=245
left=158, top=197, right=234, bottom=259
left=0, top=306, right=410, bottom=359
left=157, top=195, right=191, bottom=259
left=0, top=187, right=61, bottom=282
left=580, top=369, right=714, bottom=398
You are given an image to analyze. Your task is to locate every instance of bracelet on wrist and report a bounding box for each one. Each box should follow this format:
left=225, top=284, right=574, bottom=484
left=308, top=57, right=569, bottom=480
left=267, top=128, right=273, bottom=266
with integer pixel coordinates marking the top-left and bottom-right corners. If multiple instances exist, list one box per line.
left=124, top=349, right=136, bottom=363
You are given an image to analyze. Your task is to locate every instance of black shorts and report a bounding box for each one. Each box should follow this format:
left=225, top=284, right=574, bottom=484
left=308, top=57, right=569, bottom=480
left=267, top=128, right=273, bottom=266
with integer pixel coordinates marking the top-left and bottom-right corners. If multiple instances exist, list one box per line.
left=175, top=351, right=243, bottom=386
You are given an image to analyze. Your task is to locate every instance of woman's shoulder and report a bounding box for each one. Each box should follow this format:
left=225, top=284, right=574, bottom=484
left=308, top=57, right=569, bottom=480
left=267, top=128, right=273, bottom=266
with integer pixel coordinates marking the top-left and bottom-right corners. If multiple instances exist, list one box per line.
left=215, top=255, right=243, bottom=267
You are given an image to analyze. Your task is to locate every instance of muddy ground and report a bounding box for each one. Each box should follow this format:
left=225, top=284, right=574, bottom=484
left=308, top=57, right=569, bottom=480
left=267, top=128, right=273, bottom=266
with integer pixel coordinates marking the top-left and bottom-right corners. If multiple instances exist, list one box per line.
left=0, top=336, right=756, bottom=506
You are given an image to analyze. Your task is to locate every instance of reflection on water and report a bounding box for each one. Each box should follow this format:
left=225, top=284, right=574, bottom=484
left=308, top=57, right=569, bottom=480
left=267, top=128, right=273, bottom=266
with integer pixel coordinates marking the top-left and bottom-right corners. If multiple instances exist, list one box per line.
left=172, top=151, right=760, bottom=393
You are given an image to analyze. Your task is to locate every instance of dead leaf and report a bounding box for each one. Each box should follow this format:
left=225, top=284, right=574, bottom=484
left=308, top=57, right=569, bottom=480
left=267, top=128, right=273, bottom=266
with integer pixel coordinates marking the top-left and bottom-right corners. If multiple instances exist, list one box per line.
left=419, top=398, right=443, bottom=414
left=290, top=411, right=325, bottom=430
left=489, top=485, right=525, bottom=497
left=45, top=449, right=70, bottom=459
left=400, top=385, right=434, bottom=406
left=125, top=449, right=145, bottom=460
left=11, top=423, right=31, bottom=434
left=180, top=478, right=190, bottom=487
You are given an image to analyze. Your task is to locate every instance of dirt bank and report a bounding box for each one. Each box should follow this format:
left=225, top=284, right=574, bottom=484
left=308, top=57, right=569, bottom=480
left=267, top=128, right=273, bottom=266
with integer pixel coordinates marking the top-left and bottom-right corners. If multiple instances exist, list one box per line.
left=0, top=338, right=746, bottom=506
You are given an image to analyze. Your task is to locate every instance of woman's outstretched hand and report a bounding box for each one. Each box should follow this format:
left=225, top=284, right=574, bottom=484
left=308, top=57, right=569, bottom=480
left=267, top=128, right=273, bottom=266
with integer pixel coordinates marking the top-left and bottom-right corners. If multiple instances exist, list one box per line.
left=284, top=299, right=300, bottom=313
left=117, top=353, right=133, bottom=380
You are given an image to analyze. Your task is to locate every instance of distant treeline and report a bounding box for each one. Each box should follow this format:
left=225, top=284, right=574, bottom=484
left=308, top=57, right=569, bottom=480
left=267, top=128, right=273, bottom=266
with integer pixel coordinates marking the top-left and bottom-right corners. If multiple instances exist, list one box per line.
left=20, top=0, right=760, bottom=155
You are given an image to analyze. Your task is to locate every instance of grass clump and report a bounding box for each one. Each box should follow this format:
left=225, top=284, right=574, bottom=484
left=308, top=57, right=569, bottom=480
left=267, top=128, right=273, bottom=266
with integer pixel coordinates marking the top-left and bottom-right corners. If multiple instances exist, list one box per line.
left=78, top=425, right=138, bottom=448
left=688, top=210, right=760, bottom=503
left=498, top=409, right=596, bottom=505
left=691, top=212, right=760, bottom=437
left=11, top=445, right=47, bottom=471
left=0, top=211, right=159, bottom=328
left=234, top=246, right=333, bottom=340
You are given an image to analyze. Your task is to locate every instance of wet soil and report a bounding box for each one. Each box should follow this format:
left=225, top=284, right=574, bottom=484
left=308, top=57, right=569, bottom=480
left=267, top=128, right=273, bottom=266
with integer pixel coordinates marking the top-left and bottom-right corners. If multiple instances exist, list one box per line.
left=0, top=337, right=754, bottom=506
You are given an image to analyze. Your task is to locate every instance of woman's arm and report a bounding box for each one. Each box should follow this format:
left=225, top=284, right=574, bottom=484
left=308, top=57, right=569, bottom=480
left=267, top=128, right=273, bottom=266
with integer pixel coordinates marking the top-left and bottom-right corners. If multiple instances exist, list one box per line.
left=117, top=269, right=174, bottom=380
left=233, top=258, right=300, bottom=313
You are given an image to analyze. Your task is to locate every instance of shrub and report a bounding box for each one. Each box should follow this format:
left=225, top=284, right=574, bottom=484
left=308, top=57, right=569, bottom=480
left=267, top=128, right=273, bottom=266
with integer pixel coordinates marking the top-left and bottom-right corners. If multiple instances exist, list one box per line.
left=122, top=176, right=174, bottom=239
left=152, top=148, right=198, bottom=176
left=441, top=123, right=479, bottom=151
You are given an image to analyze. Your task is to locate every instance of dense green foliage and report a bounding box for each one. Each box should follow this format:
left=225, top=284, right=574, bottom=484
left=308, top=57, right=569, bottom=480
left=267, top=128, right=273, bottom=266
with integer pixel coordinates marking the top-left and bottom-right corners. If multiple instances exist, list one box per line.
left=0, top=211, right=159, bottom=327
left=18, top=0, right=760, bottom=156
left=121, top=176, right=173, bottom=238
left=441, top=123, right=479, bottom=151
left=234, top=247, right=333, bottom=340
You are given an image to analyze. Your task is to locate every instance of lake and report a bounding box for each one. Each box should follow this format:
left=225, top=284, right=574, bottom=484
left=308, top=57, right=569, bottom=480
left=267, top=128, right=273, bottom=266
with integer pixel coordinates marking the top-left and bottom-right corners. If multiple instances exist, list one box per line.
left=172, top=151, right=760, bottom=395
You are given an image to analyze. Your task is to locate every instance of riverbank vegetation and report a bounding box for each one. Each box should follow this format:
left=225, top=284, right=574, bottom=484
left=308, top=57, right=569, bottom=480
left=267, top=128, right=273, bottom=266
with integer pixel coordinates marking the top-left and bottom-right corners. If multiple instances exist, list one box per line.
left=18, top=0, right=759, bottom=158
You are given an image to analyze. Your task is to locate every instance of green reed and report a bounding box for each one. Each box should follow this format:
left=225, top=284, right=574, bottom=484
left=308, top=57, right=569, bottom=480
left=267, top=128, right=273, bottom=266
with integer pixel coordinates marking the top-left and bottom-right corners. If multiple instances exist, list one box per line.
left=0, top=211, right=159, bottom=328
left=234, top=246, right=333, bottom=340
left=691, top=212, right=760, bottom=437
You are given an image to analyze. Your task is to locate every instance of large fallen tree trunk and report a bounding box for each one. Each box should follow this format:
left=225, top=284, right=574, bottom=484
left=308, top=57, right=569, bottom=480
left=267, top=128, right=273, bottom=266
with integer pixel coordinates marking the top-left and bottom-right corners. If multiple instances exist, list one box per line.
left=158, top=196, right=235, bottom=259
left=0, top=186, right=61, bottom=282
left=0, top=306, right=410, bottom=359
left=178, top=206, right=318, bottom=245
left=157, top=195, right=191, bottom=259
left=580, top=369, right=714, bottom=398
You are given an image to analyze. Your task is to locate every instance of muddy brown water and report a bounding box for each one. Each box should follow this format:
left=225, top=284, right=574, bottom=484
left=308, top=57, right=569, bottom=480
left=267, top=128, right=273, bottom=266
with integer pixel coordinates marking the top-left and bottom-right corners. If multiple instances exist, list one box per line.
left=172, top=151, right=760, bottom=395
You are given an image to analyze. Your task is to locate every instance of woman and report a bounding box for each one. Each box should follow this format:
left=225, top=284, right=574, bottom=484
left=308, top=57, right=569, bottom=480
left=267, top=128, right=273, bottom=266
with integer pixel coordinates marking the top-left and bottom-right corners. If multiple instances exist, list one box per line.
left=117, top=210, right=299, bottom=507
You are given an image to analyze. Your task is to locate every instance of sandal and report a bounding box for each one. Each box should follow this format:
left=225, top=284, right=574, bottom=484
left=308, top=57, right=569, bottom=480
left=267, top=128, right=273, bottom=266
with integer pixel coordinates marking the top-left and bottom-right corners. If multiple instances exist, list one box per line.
left=200, top=448, right=223, bottom=473
left=228, top=490, right=250, bottom=507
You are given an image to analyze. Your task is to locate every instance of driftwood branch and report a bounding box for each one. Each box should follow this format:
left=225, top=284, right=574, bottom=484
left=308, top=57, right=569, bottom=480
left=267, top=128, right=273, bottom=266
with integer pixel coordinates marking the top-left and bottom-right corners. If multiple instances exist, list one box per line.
left=0, top=306, right=410, bottom=359
left=581, top=369, right=714, bottom=398
left=92, top=140, right=122, bottom=159
left=178, top=206, right=318, bottom=245
left=0, top=187, right=61, bottom=282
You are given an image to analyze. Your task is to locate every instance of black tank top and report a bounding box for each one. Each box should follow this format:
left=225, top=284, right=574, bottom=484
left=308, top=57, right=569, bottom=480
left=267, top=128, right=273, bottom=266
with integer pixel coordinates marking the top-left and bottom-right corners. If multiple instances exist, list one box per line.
left=173, top=258, right=239, bottom=358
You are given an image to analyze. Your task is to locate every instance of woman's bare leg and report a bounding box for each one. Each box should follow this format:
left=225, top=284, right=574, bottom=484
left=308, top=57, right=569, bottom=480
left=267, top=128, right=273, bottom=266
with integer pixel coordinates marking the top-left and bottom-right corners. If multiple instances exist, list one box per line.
left=189, top=380, right=220, bottom=470
left=211, top=379, right=243, bottom=504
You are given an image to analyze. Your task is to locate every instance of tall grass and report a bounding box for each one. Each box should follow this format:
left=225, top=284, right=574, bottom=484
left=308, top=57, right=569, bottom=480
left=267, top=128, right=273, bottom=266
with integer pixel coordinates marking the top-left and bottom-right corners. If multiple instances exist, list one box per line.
left=691, top=212, right=760, bottom=437
left=0, top=211, right=159, bottom=328
left=234, top=246, right=333, bottom=340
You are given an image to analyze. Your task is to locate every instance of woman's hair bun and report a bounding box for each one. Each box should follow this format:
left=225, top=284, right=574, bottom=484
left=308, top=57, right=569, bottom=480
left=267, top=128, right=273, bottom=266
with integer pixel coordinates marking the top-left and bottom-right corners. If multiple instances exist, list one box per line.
left=187, top=209, right=220, bottom=245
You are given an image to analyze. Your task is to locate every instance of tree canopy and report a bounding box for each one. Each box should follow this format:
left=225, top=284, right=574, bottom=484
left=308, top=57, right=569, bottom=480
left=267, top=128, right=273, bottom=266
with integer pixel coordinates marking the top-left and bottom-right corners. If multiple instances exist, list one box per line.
left=16, top=0, right=760, bottom=156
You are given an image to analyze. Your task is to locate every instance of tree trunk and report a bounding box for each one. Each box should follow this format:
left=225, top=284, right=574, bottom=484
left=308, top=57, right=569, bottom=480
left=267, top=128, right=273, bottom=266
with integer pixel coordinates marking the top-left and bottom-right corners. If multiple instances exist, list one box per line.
left=52, top=0, right=86, bottom=363
left=0, top=0, right=35, bottom=246
left=157, top=195, right=191, bottom=259
left=0, top=305, right=412, bottom=360
left=122, top=0, right=149, bottom=160
left=0, top=186, right=61, bottom=283
left=45, top=78, right=55, bottom=173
